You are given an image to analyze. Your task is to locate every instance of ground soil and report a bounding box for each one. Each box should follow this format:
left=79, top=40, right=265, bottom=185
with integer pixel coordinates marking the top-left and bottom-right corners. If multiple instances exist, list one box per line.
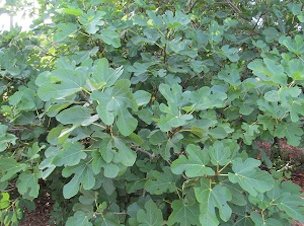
left=19, top=191, right=54, bottom=226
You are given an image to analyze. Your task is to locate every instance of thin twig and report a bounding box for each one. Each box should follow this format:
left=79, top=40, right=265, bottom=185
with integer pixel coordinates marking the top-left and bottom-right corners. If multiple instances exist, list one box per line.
left=223, top=0, right=251, bottom=22
left=253, top=11, right=266, bottom=30
left=225, top=0, right=241, bottom=14
left=131, top=145, right=154, bottom=158
left=186, top=0, right=199, bottom=13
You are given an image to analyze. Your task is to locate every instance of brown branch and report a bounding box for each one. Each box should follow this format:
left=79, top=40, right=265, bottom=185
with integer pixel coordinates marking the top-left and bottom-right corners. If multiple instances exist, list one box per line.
left=131, top=145, right=155, bottom=159
left=186, top=0, right=199, bottom=13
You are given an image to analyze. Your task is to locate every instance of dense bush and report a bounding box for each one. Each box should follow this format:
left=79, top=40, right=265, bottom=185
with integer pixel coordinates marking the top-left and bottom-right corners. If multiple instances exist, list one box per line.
left=1, top=0, right=304, bottom=225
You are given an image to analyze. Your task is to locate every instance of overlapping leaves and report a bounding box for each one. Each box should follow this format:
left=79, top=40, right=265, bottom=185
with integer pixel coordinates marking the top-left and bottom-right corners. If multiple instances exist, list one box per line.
left=1, top=1, right=304, bottom=226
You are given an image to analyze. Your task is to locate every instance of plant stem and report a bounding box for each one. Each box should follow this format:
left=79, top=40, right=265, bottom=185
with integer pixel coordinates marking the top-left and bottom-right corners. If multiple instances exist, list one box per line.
left=218, top=161, right=231, bottom=174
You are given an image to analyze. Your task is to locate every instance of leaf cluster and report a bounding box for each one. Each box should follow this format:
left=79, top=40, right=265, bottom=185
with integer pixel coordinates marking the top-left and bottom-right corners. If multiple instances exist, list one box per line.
left=0, top=0, right=304, bottom=225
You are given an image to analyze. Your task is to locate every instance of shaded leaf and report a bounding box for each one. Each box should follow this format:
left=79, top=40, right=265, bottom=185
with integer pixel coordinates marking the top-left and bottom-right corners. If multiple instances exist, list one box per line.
left=16, top=172, right=40, bottom=200
left=167, top=200, right=200, bottom=226
left=66, top=211, right=92, bottom=226
left=137, top=199, right=163, bottom=226
left=145, top=167, right=177, bottom=195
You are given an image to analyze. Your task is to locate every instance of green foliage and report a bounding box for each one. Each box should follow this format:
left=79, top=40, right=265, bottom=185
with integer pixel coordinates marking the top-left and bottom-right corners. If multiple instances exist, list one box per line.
left=66, top=211, right=93, bottom=226
left=0, top=0, right=304, bottom=225
left=228, top=158, right=274, bottom=196
left=0, top=124, right=16, bottom=152
left=167, top=200, right=199, bottom=226
left=171, top=144, right=215, bottom=177
left=137, top=199, right=163, bottom=226
left=195, top=179, right=232, bottom=225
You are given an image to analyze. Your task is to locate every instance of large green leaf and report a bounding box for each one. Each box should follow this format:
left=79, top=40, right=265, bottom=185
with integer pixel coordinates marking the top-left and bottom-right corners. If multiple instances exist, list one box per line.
left=62, top=162, right=96, bottom=199
left=90, top=58, right=124, bottom=89
left=209, top=20, right=224, bottom=44
left=167, top=200, right=200, bottom=226
left=52, top=142, right=87, bottom=167
left=113, top=137, right=137, bottom=166
left=137, top=199, right=163, bottom=226
left=274, top=122, right=303, bottom=146
left=157, top=83, right=193, bottom=131
left=171, top=144, right=215, bottom=177
left=99, top=27, right=121, bottom=48
left=184, top=86, right=227, bottom=111
left=266, top=182, right=304, bottom=222
left=91, top=80, right=138, bottom=136
left=56, top=106, right=92, bottom=125
left=91, top=136, right=136, bottom=178
left=16, top=172, right=40, bottom=200
left=144, top=167, right=177, bottom=195
left=98, top=213, right=122, bottom=226
left=221, top=45, right=239, bottom=62
left=66, top=211, right=92, bottom=226
left=194, top=179, right=232, bottom=226
left=158, top=83, right=185, bottom=107
left=217, top=64, right=241, bottom=86
left=228, top=158, right=274, bottom=196
left=134, top=90, right=151, bottom=106
left=241, top=123, right=260, bottom=145
left=277, top=194, right=304, bottom=222
left=54, top=23, right=78, bottom=42
left=0, top=158, right=27, bottom=182
left=79, top=11, right=105, bottom=34
left=286, top=59, right=304, bottom=81
left=250, top=212, right=283, bottom=226
left=279, top=35, right=304, bottom=55
left=248, top=58, right=287, bottom=85
left=117, top=109, right=138, bottom=137
left=0, top=124, right=17, bottom=152
left=207, top=141, right=231, bottom=166
left=9, top=86, right=40, bottom=111
left=36, top=67, right=87, bottom=101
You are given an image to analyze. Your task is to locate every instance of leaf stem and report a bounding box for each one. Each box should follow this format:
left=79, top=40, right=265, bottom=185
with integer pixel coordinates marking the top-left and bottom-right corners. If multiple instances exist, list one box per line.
left=82, top=87, right=91, bottom=94
left=175, top=187, right=182, bottom=199
left=113, top=212, right=127, bottom=215
left=92, top=122, right=106, bottom=129
left=218, top=161, right=231, bottom=174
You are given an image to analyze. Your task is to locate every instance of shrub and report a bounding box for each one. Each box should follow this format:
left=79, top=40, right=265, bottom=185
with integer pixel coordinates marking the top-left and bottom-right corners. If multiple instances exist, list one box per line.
left=0, top=0, right=304, bottom=225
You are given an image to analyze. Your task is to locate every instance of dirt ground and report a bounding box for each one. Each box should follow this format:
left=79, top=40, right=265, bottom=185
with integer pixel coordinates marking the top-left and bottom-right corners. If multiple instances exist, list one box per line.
left=19, top=191, right=54, bottom=226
